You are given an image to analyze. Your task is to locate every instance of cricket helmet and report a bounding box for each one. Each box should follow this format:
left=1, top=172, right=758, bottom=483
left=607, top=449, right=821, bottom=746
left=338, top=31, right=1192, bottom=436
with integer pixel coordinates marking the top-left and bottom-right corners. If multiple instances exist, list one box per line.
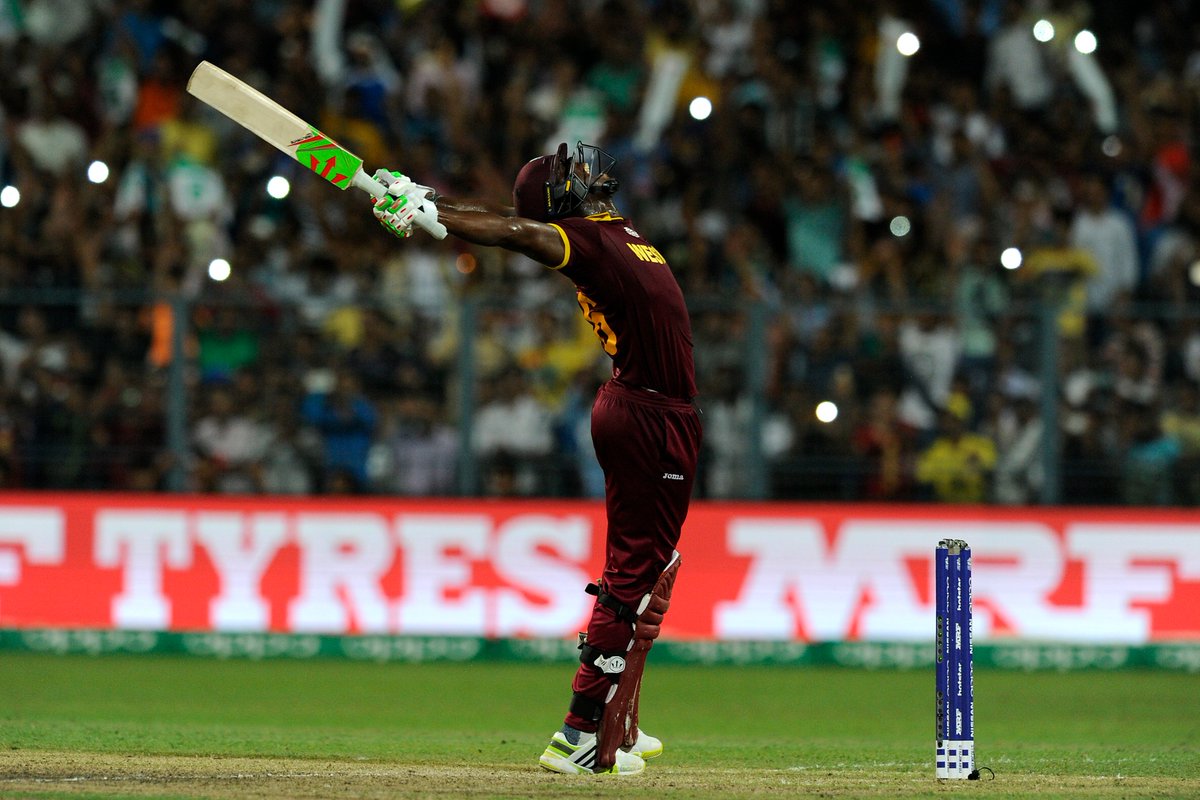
left=512, top=141, right=618, bottom=222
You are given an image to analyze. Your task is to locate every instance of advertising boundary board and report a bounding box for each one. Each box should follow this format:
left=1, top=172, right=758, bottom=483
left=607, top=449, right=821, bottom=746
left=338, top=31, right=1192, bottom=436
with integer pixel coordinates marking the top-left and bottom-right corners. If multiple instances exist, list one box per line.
left=0, top=494, right=1198, bottom=647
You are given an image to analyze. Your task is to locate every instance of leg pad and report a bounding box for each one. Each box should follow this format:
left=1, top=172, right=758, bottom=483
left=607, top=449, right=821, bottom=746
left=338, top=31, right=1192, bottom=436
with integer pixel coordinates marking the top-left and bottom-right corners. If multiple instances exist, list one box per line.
left=593, top=552, right=681, bottom=770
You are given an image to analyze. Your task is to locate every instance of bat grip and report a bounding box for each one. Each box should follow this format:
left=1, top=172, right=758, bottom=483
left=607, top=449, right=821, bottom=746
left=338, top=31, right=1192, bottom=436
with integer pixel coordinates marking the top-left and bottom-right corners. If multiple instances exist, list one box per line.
left=414, top=207, right=449, bottom=240
left=353, top=170, right=448, bottom=240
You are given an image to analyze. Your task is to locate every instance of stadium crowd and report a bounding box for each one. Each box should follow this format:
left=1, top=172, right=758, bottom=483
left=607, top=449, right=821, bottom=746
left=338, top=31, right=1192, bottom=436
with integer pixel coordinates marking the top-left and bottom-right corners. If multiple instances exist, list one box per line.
left=0, top=0, right=1198, bottom=505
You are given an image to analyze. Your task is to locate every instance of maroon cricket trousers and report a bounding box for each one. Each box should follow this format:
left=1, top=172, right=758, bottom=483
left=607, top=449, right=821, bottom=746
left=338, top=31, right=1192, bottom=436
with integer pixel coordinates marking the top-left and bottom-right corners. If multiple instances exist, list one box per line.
left=565, top=379, right=702, bottom=730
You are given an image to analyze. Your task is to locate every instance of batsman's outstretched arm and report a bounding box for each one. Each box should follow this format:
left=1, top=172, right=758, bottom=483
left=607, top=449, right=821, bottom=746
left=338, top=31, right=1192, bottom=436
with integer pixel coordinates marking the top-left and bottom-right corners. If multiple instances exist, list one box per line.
left=432, top=205, right=568, bottom=268
left=370, top=173, right=563, bottom=265
left=435, top=196, right=516, bottom=217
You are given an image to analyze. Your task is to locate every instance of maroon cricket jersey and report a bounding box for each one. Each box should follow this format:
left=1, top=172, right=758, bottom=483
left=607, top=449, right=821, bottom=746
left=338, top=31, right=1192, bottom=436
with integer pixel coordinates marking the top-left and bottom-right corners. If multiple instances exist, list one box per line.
left=548, top=213, right=697, bottom=400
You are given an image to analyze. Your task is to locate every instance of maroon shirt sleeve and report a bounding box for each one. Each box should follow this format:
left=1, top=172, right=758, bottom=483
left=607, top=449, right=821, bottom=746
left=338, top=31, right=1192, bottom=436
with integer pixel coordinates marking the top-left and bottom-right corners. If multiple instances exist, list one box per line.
left=548, top=214, right=697, bottom=400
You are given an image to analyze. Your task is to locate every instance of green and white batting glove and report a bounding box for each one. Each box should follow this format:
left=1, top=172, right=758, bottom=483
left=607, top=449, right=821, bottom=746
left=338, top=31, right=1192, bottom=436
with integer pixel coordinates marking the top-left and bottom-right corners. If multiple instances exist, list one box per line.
left=373, top=193, right=419, bottom=238
left=371, top=169, right=438, bottom=239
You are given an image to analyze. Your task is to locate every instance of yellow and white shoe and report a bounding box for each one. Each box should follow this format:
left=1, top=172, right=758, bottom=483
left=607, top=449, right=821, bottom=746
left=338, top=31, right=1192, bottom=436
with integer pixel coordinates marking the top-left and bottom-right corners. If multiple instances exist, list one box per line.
left=625, top=728, right=663, bottom=759
left=539, top=730, right=646, bottom=775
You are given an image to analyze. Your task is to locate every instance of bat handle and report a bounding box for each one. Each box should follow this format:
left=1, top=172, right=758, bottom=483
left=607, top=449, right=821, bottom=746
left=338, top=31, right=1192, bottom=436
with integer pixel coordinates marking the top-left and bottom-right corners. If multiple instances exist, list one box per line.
left=352, top=169, right=449, bottom=240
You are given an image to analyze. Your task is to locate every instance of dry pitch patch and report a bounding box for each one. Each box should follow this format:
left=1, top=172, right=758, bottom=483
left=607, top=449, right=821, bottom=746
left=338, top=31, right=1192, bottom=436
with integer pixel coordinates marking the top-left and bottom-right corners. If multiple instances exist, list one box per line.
left=3, top=751, right=1200, bottom=799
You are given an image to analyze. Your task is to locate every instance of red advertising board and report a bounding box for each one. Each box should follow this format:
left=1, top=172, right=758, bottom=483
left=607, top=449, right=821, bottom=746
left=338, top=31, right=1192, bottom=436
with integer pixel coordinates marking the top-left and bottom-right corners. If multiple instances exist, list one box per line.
left=1, top=494, right=1198, bottom=643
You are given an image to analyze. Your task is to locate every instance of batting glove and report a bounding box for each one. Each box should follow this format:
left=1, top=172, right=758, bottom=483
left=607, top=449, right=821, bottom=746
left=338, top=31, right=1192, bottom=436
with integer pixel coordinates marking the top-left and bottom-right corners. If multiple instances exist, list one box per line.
left=372, top=169, right=425, bottom=199
left=373, top=193, right=420, bottom=238
left=372, top=169, right=438, bottom=238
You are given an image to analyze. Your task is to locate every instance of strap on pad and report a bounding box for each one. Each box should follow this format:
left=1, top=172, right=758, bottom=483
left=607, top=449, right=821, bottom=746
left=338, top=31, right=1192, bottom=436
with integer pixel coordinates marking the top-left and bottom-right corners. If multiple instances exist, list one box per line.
left=585, top=581, right=639, bottom=623
left=569, top=691, right=603, bottom=723
left=579, top=642, right=627, bottom=675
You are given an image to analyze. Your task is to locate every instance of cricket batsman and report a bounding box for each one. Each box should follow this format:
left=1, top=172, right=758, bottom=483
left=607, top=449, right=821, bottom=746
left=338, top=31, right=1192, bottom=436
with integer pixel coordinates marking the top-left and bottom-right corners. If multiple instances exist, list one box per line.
left=372, top=142, right=702, bottom=775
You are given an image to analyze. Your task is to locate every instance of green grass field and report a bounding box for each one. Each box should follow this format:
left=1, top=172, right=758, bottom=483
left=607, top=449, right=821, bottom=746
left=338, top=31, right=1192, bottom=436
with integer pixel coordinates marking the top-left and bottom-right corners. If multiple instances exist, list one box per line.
left=0, top=652, right=1197, bottom=798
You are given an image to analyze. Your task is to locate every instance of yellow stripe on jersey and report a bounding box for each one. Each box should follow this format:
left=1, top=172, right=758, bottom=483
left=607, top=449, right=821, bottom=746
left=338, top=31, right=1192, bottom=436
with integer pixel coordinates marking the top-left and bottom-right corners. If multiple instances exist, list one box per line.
left=585, top=212, right=624, bottom=222
left=547, top=223, right=571, bottom=269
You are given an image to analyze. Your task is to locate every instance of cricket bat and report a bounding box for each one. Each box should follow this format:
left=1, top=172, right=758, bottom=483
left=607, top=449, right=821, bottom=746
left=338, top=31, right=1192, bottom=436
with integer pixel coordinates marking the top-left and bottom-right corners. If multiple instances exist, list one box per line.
left=186, top=60, right=446, bottom=239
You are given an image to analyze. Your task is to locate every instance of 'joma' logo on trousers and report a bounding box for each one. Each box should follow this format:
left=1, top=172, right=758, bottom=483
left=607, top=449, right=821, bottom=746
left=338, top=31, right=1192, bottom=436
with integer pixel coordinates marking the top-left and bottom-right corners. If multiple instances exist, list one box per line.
left=662, top=472, right=684, bottom=481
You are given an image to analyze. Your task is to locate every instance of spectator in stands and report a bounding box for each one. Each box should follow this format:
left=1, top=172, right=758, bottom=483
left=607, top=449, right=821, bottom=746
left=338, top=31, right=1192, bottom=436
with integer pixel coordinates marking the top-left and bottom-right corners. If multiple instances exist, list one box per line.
left=946, top=228, right=1009, bottom=406
left=991, top=386, right=1044, bottom=505
left=382, top=394, right=458, bottom=497
left=1161, top=381, right=1200, bottom=504
left=916, top=405, right=997, bottom=503
left=986, top=0, right=1053, bottom=112
left=1146, top=188, right=1200, bottom=307
left=196, top=306, right=259, bottom=385
left=192, top=385, right=270, bottom=494
left=851, top=386, right=913, bottom=501
left=896, top=312, right=962, bottom=435
left=473, top=369, right=554, bottom=497
left=301, top=370, right=377, bottom=493
left=1118, top=400, right=1181, bottom=506
left=259, top=399, right=319, bottom=496
left=784, top=158, right=849, bottom=284
left=702, top=366, right=751, bottom=499
left=1070, top=172, right=1140, bottom=329
left=13, top=92, right=88, bottom=177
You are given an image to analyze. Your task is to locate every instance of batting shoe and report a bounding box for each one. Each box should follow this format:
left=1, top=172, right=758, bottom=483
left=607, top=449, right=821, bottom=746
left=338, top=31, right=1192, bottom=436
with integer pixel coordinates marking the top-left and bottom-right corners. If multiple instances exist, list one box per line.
left=624, top=728, right=663, bottom=760
left=539, top=730, right=646, bottom=775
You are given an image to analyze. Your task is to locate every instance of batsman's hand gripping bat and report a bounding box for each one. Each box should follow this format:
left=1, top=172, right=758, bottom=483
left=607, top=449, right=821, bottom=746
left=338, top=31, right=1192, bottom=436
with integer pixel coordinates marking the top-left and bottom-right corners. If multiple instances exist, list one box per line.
left=186, top=60, right=447, bottom=240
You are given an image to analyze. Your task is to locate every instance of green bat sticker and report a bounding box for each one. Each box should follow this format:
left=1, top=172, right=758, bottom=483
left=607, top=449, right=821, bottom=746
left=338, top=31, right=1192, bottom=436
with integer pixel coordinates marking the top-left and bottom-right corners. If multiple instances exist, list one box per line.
left=290, top=128, right=363, bottom=190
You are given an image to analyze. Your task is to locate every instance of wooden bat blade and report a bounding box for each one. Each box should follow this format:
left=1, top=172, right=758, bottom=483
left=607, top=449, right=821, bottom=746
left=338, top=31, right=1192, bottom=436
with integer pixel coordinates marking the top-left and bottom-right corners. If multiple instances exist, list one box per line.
left=186, top=61, right=448, bottom=239
left=186, top=61, right=363, bottom=190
